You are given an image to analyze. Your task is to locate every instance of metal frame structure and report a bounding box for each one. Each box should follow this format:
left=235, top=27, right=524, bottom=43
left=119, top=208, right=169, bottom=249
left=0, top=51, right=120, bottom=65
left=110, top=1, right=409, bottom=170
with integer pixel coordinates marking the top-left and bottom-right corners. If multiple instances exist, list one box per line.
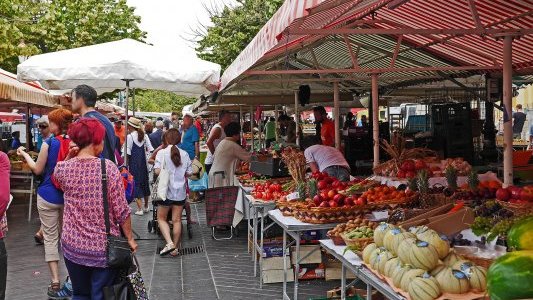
left=218, top=0, right=533, bottom=186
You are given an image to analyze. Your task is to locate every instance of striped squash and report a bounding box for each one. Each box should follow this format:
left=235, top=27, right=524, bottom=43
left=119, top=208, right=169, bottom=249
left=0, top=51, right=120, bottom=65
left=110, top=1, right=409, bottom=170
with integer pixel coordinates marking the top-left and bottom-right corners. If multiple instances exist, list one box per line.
left=434, top=266, right=470, bottom=294
left=385, top=230, right=416, bottom=256
left=375, top=251, right=395, bottom=275
left=374, top=223, right=396, bottom=247
left=368, top=247, right=386, bottom=270
left=384, top=257, right=402, bottom=278
left=442, top=250, right=464, bottom=267
left=408, top=241, right=439, bottom=271
left=417, top=231, right=450, bottom=259
left=410, top=225, right=434, bottom=236
left=397, top=237, right=417, bottom=264
left=408, top=275, right=442, bottom=300
left=362, top=243, right=377, bottom=264
left=392, top=263, right=413, bottom=288
left=400, top=268, right=426, bottom=291
left=453, top=261, right=487, bottom=292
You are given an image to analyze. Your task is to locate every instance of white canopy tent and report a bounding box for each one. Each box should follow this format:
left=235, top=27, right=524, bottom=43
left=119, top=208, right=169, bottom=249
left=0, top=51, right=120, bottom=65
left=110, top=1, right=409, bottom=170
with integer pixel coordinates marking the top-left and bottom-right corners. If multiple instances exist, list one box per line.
left=17, top=38, right=221, bottom=164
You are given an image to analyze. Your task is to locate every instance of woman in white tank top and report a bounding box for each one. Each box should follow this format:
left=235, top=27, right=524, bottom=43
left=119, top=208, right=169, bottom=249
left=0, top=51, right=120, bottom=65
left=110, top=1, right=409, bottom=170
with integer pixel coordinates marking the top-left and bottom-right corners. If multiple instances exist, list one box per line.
left=205, top=111, right=232, bottom=174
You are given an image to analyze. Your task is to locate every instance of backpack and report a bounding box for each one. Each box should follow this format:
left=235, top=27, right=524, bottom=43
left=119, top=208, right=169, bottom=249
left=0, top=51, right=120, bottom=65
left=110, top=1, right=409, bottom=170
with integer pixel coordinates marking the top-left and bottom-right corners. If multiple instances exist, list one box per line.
left=54, top=135, right=72, bottom=163
left=118, top=165, right=135, bottom=204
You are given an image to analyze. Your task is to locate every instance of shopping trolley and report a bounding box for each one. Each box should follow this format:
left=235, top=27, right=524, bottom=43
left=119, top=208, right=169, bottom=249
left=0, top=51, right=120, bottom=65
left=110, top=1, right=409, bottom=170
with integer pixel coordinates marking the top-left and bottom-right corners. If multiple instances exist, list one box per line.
left=205, top=171, right=240, bottom=240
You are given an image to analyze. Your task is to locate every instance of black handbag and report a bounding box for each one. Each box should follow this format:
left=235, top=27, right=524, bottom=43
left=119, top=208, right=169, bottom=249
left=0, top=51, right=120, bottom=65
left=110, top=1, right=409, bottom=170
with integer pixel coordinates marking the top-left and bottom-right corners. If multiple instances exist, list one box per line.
left=103, top=255, right=148, bottom=300
left=101, top=159, right=132, bottom=269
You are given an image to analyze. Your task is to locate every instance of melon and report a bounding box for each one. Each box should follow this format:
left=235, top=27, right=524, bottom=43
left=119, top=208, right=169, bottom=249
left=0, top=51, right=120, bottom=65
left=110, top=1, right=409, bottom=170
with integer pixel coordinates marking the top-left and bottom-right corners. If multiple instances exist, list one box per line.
left=487, top=250, right=533, bottom=300
left=400, top=268, right=426, bottom=291
left=408, top=240, right=439, bottom=271
left=507, top=216, right=533, bottom=251
left=442, top=250, right=464, bottom=267
left=397, top=237, right=417, bottom=264
left=384, top=257, right=402, bottom=278
left=430, top=264, right=446, bottom=277
left=362, top=243, right=377, bottom=264
left=368, top=247, right=386, bottom=270
left=453, top=261, right=487, bottom=292
left=384, top=230, right=415, bottom=256
left=374, top=223, right=396, bottom=247
left=417, top=231, right=450, bottom=259
left=434, top=266, right=470, bottom=294
left=408, top=274, right=441, bottom=300
left=409, top=225, right=433, bottom=236
left=392, top=263, right=413, bottom=288
left=372, top=250, right=394, bottom=274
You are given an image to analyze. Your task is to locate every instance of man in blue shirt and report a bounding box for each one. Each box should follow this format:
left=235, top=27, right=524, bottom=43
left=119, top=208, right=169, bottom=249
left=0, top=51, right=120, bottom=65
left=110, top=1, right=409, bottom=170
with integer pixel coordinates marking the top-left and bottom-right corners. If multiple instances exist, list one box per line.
left=179, top=113, right=199, bottom=160
left=71, top=85, right=117, bottom=163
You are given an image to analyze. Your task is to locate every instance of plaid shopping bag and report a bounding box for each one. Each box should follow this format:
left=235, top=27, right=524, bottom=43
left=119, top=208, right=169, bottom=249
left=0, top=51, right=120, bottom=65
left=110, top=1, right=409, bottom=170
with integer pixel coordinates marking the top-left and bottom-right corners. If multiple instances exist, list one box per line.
left=205, top=185, right=239, bottom=227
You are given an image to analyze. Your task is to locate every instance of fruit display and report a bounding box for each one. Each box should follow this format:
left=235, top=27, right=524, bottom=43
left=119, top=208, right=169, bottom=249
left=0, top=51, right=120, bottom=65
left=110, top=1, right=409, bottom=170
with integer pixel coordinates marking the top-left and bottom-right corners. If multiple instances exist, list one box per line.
left=358, top=185, right=416, bottom=205
left=487, top=250, right=533, bottom=300
left=237, top=172, right=291, bottom=188
left=250, top=181, right=289, bottom=201
left=327, top=217, right=377, bottom=244
left=341, top=226, right=375, bottom=251
left=470, top=200, right=532, bottom=242
left=494, top=185, right=533, bottom=205
left=359, top=223, right=488, bottom=299
left=442, top=158, right=472, bottom=176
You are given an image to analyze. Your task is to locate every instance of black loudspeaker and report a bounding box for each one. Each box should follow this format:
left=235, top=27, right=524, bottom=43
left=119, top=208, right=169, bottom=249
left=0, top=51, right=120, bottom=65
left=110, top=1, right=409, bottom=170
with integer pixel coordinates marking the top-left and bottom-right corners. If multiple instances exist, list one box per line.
left=298, top=85, right=310, bottom=106
left=208, top=91, right=219, bottom=103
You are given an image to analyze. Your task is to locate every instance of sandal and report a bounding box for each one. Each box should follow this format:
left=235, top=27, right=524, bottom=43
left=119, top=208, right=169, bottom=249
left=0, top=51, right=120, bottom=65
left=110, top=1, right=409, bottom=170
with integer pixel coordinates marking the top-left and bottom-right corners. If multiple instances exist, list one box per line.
left=159, top=243, right=176, bottom=256
left=169, top=249, right=179, bottom=257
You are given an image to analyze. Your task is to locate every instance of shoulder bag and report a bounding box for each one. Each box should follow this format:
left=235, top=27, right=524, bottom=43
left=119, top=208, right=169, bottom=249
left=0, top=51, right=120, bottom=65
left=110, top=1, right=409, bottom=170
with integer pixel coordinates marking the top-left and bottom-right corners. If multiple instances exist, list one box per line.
left=156, top=148, right=170, bottom=200
left=101, top=159, right=132, bottom=269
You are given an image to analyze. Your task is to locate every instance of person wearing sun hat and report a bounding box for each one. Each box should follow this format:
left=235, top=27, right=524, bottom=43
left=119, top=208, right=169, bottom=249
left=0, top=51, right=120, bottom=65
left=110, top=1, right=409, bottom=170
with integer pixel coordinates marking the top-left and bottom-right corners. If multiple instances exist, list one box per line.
left=126, top=117, right=154, bottom=215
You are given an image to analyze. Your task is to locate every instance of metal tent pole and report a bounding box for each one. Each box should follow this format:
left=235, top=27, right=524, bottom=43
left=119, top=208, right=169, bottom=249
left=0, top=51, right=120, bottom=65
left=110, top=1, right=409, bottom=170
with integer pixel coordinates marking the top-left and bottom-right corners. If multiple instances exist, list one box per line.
left=372, top=74, right=380, bottom=168
left=294, top=91, right=299, bottom=147
left=333, top=82, right=340, bottom=149
left=240, top=105, right=244, bottom=143
left=275, top=104, right=279, bottom=142
left=123, top=79, right=132, bottom=166
left=502, top=36, right=514, bottom=187
left=250, top=105, right=254, bottom=152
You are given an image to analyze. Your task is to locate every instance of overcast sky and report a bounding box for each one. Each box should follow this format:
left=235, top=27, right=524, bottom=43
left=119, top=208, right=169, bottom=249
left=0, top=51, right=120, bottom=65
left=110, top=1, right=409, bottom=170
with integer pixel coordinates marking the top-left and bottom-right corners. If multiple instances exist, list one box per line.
left=126, top=0, right=237, bottom=55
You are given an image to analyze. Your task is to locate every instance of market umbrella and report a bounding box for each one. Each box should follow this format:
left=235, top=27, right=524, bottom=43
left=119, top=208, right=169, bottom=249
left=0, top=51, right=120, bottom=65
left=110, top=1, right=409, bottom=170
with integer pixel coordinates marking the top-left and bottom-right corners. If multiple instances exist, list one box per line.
left=17, top=38, right=221, bottom=163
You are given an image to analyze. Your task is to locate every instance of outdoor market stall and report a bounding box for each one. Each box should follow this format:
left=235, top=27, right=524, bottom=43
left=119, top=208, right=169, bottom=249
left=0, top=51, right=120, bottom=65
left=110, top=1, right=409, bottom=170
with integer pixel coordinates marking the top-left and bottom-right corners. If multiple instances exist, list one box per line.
left=215, top=0, right=533, bottom=299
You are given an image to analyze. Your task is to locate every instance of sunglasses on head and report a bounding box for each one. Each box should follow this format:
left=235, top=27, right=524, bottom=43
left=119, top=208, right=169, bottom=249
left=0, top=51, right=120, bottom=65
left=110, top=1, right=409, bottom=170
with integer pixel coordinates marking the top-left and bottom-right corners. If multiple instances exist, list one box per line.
left=38, top=124, right=48, bottom=129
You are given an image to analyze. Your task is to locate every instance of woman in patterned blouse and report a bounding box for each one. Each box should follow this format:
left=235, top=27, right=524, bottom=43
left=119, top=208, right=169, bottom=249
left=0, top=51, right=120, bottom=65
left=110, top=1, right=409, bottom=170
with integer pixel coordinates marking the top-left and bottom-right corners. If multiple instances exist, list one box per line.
left=53, top=118, right=137, bottom=300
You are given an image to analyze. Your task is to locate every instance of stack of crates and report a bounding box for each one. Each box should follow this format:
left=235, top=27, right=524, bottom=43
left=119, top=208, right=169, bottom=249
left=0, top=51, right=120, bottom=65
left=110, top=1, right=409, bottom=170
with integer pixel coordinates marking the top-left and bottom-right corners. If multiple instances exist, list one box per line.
left=431, top=103, right=473, bottom=162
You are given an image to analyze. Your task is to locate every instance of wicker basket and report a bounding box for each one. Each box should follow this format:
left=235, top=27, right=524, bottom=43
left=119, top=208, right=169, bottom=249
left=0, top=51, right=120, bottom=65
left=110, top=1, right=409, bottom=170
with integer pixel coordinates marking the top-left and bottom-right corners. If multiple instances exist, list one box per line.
left=292, top=206, right=369, bottom=224
left=327, top=233, right=346, bottom=246
left=340, top=234, right=373, bottom=250
left=496, top=200, right=533, bottom=216
left=10, top=161, right=22, bottom=171
left=461, top=253, right=495, bottom=269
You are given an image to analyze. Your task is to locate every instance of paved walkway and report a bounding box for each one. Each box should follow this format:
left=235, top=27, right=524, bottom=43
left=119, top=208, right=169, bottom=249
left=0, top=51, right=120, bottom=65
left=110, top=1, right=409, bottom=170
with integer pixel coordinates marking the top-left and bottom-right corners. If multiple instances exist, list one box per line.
left=4, top=196, right=337, bottom=299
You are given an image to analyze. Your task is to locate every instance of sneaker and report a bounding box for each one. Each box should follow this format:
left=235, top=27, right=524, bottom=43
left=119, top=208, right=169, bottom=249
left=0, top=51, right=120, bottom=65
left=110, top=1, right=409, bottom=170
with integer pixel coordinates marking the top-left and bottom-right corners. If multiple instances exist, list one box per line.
left=143, top=207, right=150, bottom=213
left=134, top=210, right=144, bottom=216
left=159, top=243, right=175, bottom=256
left=48, top=280, right=72, bottom=299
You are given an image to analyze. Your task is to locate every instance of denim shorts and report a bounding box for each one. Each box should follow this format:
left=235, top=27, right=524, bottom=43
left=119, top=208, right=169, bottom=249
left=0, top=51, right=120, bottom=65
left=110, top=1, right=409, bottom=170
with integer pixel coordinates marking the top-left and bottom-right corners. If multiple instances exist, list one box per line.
left=158, top=199, right=186, bottom=206
left=323, top=165, right=351, bottom=182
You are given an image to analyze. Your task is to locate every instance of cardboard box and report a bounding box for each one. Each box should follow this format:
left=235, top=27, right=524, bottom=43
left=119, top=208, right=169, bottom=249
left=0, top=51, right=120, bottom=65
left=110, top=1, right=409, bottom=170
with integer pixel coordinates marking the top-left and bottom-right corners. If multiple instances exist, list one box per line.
left=324, top=257, right=357, bottom=281
left=262, top=268, right=294, bottom=284
left=263, top=242, right=286, bottom=258
left=297, top=263, right=325, bottom=280
left=400, top=207, right=474, bottom=236
left=262, top=256, right=291, bottom=271
left=291, top=245, right=322, bottom=264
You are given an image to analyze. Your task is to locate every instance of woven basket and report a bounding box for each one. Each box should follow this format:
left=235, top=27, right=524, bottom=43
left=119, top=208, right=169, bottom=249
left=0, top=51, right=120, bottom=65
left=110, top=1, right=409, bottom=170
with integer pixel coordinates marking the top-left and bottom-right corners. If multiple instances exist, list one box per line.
left=292, top=206, right=368, bottom=224
left=327, top=233, right=346, bottom=246
left=341, top=234, right=373, bottom=250
left=461, top=253, right=495, bottom=269
left=496, top=200, right=533, bottom=216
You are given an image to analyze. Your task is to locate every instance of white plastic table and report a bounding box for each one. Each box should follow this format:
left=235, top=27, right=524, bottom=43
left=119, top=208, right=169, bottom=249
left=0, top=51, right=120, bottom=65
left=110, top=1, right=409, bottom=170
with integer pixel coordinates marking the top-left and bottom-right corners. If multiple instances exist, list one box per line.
left=10, top=170, right=35, bottom=221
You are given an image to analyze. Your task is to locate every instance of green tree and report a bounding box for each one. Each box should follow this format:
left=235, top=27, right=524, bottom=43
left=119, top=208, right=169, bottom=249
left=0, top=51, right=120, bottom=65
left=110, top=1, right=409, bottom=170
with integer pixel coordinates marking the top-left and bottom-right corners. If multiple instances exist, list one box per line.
left=0, top=0, right=146, bottom=72
left=194, top=0, right=283, bottom=71
left=129, top=90, right=195, bottom=113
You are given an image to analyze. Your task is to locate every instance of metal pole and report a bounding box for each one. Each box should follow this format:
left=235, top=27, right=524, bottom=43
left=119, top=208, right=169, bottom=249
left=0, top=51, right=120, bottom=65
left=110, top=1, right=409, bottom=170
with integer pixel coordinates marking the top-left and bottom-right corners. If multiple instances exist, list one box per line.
left=239, top=105, right=243, bottom=143
left=333, top=82, right=341, bottom=149
left=131, top=88, right=136, bottom=117
left=250, top=105, right=254, bottom=152
left=25, top=104, right=31, bottom=150
left=123, top=80, right=131, bottom=166
left=294, top=91, right=299, bottom=146
left=274, top=104, right=279, bottom=142
left=372, top=74, right=380, bottom=168
left=502, top=36, right=513, bottom=187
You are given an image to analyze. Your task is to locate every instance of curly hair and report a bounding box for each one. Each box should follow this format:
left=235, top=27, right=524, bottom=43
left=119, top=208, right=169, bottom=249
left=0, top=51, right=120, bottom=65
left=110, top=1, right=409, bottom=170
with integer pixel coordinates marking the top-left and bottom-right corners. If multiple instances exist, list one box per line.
left=48, top=108, right=73, bottom=133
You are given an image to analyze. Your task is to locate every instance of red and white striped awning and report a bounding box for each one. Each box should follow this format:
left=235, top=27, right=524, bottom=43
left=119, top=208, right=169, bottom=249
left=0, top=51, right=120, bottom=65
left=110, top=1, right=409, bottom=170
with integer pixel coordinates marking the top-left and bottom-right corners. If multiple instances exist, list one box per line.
left=220, top=0, right=533, bottom=92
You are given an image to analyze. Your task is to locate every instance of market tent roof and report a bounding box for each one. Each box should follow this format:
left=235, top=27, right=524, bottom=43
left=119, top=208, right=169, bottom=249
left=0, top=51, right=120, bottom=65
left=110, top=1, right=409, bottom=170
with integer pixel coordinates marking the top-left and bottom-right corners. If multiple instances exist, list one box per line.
left=219, top=0, right=533, bottom=99
left=0, top=68, right=58, bottom=110
left=17, top=39, right=221, bottom=97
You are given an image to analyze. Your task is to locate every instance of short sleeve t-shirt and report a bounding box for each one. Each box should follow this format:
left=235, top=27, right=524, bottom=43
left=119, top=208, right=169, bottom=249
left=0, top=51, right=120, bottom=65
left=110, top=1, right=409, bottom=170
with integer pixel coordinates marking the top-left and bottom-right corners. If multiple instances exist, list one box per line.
left=512, top=111, right=526, bottom=134
left=154, top=146, right=192, bottom=201
left=84, top=111, right=117, bottom=162
left=38, top=137, right=64, bottom=205
left=304, top=144, right=349, bottom=172
left=179, top=126, right=199, bottom=160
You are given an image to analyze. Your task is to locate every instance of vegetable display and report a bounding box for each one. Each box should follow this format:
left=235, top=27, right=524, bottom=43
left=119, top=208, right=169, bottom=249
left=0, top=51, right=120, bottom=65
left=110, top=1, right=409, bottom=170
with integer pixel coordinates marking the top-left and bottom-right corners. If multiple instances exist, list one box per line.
left=487, top=250, right=533, bottom=300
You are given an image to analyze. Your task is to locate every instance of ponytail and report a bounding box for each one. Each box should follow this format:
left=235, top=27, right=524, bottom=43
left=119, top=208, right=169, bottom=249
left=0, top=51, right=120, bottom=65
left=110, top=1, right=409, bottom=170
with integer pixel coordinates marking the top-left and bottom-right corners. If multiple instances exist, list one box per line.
left=165, top=128, right=182, bottom=167
left=171, top=145, right=182, bottom=167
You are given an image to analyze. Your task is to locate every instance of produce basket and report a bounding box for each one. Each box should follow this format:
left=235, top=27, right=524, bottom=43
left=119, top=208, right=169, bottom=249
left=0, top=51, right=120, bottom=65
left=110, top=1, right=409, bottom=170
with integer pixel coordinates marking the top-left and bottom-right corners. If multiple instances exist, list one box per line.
left=495, top=200, right=533, bottom=216
left=327, top=233, right=346, bottom=246
left=10, top=161, right=22, bottom=171
left=460, top=253, right=495, bottom=269
left=340, top=234, right=373, bottom=250
left=276, top=200, right=307, bottom=217
left=292, top=206, right=369, bottom=224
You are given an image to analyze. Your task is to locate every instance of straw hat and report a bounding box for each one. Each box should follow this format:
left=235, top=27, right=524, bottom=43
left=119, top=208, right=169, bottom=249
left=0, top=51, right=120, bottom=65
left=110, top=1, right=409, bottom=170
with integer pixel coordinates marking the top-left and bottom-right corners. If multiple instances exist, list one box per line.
left=189, top=159, right=205, bottom=180
left=127, top=117, right=142, bottom=129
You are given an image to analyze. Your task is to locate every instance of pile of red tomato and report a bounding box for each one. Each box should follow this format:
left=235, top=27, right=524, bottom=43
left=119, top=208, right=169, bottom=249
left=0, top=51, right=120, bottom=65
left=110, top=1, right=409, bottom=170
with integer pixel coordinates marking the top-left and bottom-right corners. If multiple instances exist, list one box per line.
left=396, top=159, right=429, bottom=179
left=251, top=182, right=287, bottom=201
left=495, top=185, right=533, bottom=204
left=307, top=172, right=365, bottom=208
